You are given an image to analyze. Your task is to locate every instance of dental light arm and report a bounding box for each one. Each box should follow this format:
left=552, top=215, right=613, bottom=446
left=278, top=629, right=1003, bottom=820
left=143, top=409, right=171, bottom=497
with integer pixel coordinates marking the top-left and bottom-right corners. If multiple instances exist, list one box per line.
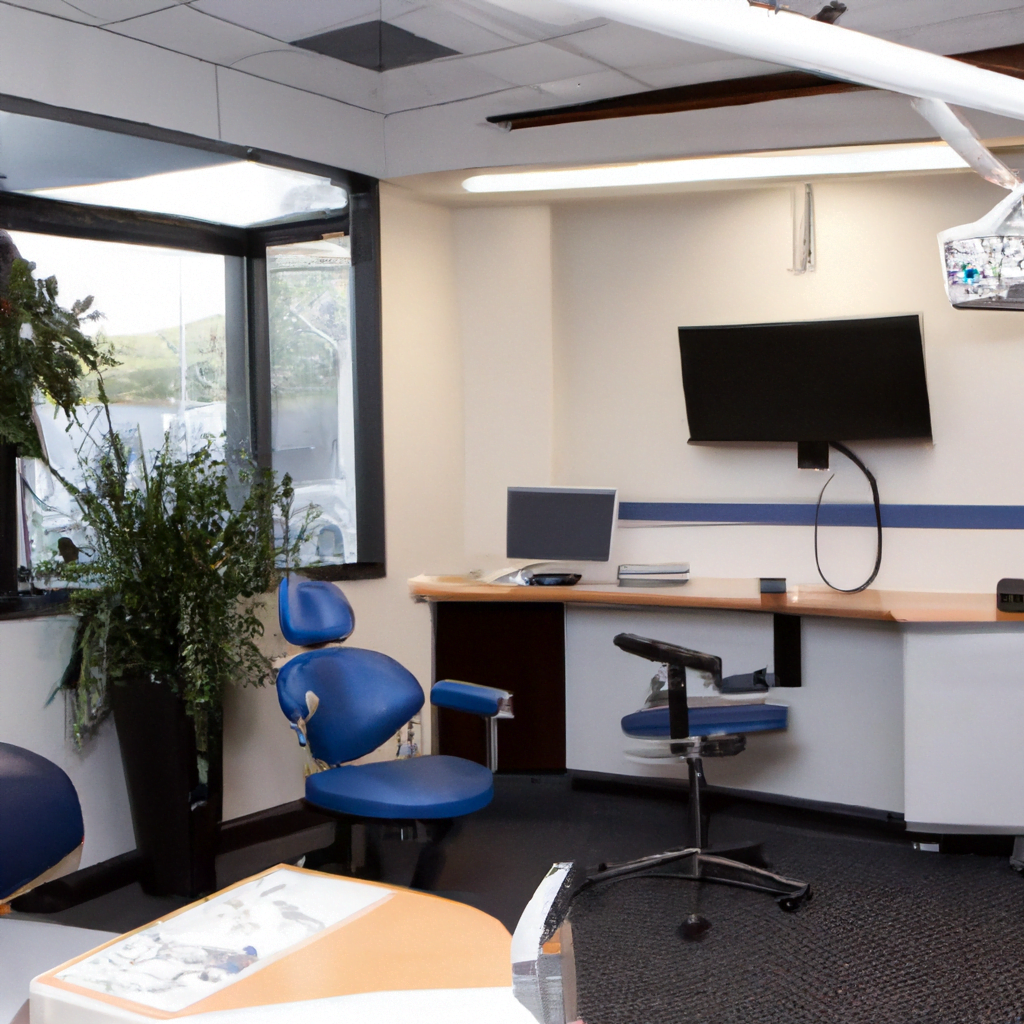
left=910, top=98, right=1020, bottom=190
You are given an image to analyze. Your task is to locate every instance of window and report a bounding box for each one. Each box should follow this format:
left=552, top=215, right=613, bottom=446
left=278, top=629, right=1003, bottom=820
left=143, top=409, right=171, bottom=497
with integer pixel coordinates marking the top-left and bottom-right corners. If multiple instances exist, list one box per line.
left=0, top=100, right=384, bottom=601
left=8, top=233, right=233, bottom=568
left=267, top=236, right=358, bottom=567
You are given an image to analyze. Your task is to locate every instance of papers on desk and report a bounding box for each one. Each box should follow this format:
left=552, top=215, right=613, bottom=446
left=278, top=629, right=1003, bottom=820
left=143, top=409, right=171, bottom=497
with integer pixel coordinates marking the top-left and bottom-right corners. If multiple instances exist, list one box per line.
left=56, top=869, right=391, bottom=1012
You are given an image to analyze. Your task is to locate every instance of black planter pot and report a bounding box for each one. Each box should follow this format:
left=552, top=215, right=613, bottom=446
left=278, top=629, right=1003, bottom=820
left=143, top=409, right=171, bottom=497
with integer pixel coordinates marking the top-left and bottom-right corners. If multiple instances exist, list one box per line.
left=110, top=679, right=222, bottom=898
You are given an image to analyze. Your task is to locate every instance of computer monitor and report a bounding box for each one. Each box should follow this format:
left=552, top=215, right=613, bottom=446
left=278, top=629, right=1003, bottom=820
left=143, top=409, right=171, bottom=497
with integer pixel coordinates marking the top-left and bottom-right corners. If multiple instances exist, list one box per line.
left=506, top=487, right=618, bottom=562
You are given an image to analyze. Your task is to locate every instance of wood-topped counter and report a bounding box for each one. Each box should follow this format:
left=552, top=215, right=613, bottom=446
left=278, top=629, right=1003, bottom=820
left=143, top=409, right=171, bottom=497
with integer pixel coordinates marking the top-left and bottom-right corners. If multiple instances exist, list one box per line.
left=409, top=575, right=1022, bottom=624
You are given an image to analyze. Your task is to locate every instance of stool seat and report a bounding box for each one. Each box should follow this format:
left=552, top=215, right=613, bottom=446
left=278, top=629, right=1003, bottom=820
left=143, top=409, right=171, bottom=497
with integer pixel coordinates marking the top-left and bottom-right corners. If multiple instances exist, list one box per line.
left=621, top=702, right=788, bottom=739
left=306, top=755, right=495, bottom=819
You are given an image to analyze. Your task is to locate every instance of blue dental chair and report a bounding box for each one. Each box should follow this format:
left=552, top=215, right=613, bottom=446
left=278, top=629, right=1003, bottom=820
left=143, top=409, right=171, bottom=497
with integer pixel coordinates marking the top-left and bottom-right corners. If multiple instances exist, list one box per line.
left=1, top=743, right=84, bottom=907
left=276, top=575, right=513, bottom=884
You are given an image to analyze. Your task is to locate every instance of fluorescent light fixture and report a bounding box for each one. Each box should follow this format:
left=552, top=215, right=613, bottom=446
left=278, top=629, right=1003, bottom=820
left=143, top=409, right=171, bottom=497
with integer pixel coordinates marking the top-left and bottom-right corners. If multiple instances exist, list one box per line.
left=463, top=142, right=970, bottom=193
left=555, top=0, right=1024, bottom=121
left=29, top=162, right=348, bottom=228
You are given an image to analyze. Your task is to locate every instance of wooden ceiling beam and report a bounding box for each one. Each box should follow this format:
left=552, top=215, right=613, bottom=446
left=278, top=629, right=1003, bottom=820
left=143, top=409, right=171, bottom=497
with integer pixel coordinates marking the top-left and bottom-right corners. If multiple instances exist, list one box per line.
left=487, top=42, right=1024, bottom=131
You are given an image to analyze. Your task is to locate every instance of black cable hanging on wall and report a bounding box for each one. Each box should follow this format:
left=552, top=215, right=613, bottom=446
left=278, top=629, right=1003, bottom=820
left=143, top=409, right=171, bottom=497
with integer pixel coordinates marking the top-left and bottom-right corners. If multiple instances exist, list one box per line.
left=814, top=441, right=882, bottom=594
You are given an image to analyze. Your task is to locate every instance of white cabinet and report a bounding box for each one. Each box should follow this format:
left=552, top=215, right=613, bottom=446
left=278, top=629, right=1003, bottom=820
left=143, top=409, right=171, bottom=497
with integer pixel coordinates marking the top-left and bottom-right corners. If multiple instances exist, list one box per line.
left=904, top=625, right=1024, bottom=832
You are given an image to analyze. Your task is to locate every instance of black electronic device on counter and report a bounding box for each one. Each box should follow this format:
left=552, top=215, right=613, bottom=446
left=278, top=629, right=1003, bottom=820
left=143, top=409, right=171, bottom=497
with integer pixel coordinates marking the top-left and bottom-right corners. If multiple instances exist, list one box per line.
left=997, top=578, right=1024, bottom=612
left=527, top=572, right=581, bottom=587
left=678, top=315, right=932, bottom=447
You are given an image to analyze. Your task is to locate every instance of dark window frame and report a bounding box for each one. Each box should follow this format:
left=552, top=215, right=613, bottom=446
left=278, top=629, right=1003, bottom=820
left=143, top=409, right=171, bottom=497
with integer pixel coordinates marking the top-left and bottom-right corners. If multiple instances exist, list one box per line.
left=0, top=95, right=385, bottom=596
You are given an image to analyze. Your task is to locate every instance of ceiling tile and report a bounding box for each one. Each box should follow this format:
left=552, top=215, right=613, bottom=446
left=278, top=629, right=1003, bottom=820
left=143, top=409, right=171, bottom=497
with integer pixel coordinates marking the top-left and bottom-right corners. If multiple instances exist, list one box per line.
left=453, top=0, right=599, bottom=44
left=553, top=22, right=735, bottom=69
left=108, top=5, right=283, bottom=64
left=531, top=67, right=649, bottom=104
left=188, top=0, right=380, bottom=42
left=231, top=48, right=382, bottom=109
left=380, top=0, right=424, bottom=18
left=388, top=5, right=521, bottom=54
left=841, top=0, right=1024, bottom=37
left=382, top=57, right=513, bottom=111
left=64, top=0, right=189, bottom=22
left=863, top=6, right=1024, bottom=53
left=0, top=0, right=104, bottom=24
left=627, top=57, right=789, bottom=90
left=464, top=40, right=605, bottom=86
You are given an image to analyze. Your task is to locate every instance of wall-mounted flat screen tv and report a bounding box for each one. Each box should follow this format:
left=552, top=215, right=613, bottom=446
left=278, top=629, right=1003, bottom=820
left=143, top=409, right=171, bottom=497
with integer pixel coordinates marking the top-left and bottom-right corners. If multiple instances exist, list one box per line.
left=678, top=315, right=932, bottom=443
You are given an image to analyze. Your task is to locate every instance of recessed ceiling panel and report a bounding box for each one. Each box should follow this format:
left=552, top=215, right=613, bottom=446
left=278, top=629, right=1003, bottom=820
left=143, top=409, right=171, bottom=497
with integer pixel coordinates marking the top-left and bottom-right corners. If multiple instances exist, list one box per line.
left=294, top=19, right=460, bottom=71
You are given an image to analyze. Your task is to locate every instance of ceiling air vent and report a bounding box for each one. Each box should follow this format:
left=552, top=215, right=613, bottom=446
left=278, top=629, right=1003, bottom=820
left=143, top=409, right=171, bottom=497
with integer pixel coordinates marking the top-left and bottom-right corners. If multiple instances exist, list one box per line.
left=293, top=20, right=458, bottom=72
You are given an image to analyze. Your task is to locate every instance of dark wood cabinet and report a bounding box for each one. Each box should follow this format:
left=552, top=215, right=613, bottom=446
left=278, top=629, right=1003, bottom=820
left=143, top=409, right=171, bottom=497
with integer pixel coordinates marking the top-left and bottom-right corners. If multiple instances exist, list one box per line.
left=432, top=601, right=565, bottom=771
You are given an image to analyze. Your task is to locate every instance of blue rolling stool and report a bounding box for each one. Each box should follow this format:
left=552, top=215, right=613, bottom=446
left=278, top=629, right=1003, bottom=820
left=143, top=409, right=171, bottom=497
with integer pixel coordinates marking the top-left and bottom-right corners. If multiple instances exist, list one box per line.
left=590, top=633, right=810, bottom=928
left=277, top=574, right=513, bottom=886
left=1, top=743, right=84, bottom=908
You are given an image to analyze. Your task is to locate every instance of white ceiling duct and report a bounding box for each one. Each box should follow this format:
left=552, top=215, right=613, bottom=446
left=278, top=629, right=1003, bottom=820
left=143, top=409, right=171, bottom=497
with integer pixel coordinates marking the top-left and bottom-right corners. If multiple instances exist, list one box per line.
left=550, top=0, right=1024, bottom=122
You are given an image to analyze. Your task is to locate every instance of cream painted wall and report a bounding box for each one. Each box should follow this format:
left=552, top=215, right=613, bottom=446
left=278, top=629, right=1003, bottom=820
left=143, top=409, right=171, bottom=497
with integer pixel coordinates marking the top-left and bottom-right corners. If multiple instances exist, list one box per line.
left=499, top=171, right=1024, bottom=593
left=452, top=174, right=1024, bottom=590
left=550, top=174, right=1024, bottom=590
left=454, top=206, right=554, bottom=563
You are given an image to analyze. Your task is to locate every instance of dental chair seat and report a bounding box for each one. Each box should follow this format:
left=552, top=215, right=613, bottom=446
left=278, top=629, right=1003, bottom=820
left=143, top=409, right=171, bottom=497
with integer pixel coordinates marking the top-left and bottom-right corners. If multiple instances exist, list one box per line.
left=306, top=755, right=495, bottom=819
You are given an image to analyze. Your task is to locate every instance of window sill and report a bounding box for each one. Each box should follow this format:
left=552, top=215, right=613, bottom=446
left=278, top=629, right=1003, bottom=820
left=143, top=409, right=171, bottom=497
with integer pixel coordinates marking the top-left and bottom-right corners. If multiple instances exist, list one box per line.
left=0, top=589, right=73, bottom=621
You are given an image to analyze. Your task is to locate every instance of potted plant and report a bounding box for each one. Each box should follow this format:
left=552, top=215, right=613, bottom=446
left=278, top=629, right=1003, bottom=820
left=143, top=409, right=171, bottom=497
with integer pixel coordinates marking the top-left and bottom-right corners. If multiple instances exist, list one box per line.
left=0, top=230, right=112, bottom=607
left=4, top=232, right=306, bottom=897
left=43, top=429, right=304, bottom=898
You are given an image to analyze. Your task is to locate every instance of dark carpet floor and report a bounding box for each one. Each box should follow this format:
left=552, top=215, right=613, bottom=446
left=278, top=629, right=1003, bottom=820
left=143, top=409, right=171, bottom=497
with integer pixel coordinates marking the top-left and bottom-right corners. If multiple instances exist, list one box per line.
left=14, top=774, right=1024, bottom=1024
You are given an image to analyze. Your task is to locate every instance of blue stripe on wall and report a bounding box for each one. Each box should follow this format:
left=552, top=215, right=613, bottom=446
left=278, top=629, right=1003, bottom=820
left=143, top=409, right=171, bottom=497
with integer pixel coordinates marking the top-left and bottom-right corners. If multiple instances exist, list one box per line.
left=618, top=502, right=1024, bottom=530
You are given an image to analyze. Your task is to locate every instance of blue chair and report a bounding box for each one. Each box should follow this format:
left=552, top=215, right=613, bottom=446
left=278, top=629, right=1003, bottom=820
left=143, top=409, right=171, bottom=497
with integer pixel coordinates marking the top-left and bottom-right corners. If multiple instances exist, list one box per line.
left=278, top=573, right=355, bottom=647
left=590, top=633, right=810, bottom=916
left=276, top=575, right=513, bottom=884
left=1, top=743, right=84, bottom=906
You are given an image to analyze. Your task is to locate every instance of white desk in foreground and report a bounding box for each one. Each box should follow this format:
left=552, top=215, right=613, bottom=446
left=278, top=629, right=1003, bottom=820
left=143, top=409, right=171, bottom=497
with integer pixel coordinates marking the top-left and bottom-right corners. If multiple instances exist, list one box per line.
left=31, top=865, right=535, bottom=1024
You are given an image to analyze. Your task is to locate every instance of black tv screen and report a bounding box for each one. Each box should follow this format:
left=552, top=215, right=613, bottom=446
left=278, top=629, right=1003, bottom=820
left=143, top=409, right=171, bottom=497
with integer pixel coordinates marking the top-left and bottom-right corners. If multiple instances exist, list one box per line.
left=678, top=315, right=932, bottom=443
